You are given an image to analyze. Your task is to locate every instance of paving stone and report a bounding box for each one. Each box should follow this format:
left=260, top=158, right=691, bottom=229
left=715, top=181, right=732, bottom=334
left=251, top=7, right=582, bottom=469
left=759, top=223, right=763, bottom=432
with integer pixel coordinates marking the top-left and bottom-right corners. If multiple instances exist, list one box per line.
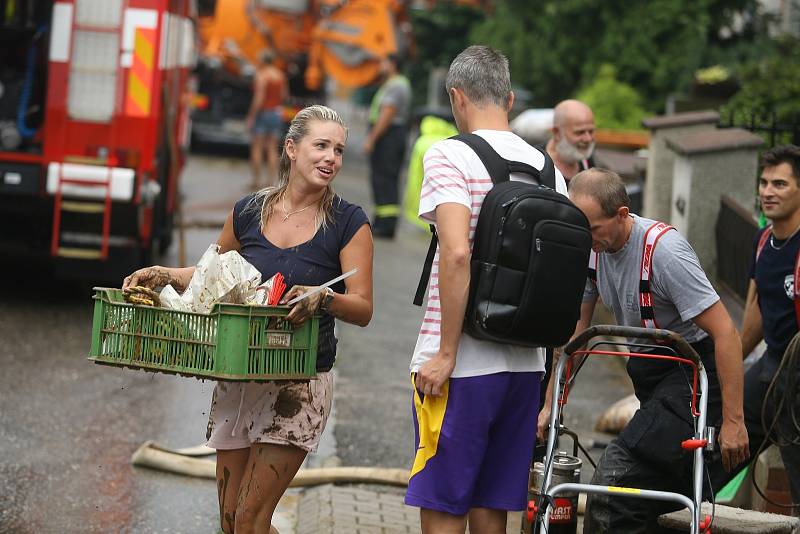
left=294, top=484, right=540, bottom=533
left=296, top=484, right=421, bottom=534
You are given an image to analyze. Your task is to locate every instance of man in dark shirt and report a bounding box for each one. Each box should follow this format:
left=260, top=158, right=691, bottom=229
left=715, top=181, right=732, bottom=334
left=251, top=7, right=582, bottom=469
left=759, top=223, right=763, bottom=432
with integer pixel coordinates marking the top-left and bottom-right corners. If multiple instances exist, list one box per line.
left=741, top=144, right=800, bottom=503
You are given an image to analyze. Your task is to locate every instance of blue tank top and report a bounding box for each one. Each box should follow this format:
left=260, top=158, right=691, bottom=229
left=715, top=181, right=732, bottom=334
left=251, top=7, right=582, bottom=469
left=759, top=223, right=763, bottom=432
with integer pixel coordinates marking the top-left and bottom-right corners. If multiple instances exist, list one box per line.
left=233, top=193, right=369, bottom=371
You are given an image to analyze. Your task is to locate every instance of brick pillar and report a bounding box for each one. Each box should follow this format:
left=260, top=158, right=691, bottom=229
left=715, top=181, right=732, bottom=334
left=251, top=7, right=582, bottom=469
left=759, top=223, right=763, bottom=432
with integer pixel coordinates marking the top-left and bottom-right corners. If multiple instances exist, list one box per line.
left=665, top=128, right=762, bottom=280
left=642, top=111, right=720, bottom=222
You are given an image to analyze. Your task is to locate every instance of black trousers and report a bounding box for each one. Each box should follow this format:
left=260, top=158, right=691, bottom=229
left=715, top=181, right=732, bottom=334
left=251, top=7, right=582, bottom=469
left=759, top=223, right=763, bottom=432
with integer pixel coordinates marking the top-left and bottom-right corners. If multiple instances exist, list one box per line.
left=584, top=339, right=729, bottom=533
left=740, top=356, right=800, bottom=502
left=369, top=125, right=407, bottom=237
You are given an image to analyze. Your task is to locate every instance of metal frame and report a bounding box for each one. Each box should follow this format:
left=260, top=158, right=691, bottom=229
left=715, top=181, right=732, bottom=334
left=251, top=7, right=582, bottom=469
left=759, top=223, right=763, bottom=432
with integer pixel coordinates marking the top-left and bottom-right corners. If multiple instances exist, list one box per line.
left=538, top=325, right=710, bottom=534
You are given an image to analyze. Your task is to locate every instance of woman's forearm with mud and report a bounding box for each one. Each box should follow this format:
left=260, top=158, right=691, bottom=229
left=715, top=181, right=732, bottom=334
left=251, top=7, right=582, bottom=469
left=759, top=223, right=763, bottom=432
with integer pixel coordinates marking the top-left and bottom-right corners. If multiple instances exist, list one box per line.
left=166, top=266, right=195, bottom=292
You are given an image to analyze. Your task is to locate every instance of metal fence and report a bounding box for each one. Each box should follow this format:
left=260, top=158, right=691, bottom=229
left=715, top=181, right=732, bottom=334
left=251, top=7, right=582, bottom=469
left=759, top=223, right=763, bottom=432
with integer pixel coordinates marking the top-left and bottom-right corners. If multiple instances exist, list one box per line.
left=719, top=111, right=800, bottom=148
left=716, top=195, right=759, bottom=302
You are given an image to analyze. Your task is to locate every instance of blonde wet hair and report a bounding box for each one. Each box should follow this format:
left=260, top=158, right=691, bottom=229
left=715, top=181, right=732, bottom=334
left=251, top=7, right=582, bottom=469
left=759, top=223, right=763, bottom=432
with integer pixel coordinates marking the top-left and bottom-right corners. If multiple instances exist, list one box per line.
left=248, top=105, right=347, bottom=230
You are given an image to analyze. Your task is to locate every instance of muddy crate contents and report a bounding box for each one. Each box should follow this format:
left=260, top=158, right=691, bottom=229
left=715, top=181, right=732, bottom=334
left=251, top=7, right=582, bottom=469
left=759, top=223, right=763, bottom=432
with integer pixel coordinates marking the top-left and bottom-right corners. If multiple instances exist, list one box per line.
left=89, top=288, right=319, bottom=380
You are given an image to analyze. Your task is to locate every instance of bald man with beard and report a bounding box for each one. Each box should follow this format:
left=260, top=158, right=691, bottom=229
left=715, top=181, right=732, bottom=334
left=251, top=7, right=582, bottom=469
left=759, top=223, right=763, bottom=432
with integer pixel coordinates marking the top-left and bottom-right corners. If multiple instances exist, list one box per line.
left=533, top=99, right=597, bottom=414
left=539, top=99, right=596, bottom=185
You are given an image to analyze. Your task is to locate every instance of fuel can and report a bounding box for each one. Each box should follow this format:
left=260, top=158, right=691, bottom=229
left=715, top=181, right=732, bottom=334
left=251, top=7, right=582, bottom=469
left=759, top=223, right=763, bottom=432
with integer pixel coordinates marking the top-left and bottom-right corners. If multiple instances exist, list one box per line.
left=527, top=451, right=582, bottom=534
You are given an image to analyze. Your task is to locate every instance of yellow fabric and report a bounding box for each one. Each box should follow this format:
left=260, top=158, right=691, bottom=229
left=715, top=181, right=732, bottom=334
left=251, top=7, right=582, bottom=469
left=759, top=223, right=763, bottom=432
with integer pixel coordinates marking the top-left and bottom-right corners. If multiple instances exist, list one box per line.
left=375, top=204, right=401, bottom=217
left=410, top=375, right=449, bottom=478
left=403, top=116, right=458, bottom=230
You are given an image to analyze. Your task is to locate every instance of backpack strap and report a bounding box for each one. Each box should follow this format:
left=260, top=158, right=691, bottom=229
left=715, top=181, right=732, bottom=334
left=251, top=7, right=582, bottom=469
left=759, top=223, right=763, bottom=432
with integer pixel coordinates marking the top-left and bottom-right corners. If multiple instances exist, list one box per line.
left=450, top=133, right=557, bottom=189
left=755, top=225, right=772, bottom=261
left=539, top=150, right=556, bottom=190
left=753, top=225, right=800, bottom=330
left=639, top=221, right=675, bottom=329
left=414, top=224, right=438, bottom=306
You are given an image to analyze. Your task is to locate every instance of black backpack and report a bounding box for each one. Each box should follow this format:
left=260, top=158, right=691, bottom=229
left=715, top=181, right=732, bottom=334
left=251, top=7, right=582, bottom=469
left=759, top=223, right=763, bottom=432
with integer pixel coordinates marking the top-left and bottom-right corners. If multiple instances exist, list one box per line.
left=413, top=133, right=592, bottom=348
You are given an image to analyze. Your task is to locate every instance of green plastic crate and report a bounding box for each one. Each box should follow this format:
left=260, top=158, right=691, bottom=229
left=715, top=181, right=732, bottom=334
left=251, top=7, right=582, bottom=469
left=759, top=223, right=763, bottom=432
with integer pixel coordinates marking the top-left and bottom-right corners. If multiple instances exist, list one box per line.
left=89, top=287, right=319, bottom=380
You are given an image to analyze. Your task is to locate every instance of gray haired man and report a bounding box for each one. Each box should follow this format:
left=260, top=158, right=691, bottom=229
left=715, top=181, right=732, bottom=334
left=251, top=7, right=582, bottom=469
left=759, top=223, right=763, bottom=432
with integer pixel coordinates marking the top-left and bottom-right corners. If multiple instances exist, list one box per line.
left=539, top=99, right=595, bottom=184
left=405, top=45, right=568, bottom=533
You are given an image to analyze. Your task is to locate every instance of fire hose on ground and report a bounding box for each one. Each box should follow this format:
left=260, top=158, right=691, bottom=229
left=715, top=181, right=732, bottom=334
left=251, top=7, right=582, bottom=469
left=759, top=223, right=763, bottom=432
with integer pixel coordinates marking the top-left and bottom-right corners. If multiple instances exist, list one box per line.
left=130, top=440, right=411, bottom=488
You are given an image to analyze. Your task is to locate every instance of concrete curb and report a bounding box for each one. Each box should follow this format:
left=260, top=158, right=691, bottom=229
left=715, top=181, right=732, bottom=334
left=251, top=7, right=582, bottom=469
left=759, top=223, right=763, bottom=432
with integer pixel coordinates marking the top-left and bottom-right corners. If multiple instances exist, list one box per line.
left=658, top=502, right=800, bottom=533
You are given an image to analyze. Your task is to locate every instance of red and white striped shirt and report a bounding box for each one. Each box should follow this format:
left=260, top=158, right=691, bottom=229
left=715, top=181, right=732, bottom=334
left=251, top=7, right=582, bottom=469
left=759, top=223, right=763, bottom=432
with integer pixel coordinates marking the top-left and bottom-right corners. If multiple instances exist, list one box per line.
left=411, top=130, right=568, bottom=377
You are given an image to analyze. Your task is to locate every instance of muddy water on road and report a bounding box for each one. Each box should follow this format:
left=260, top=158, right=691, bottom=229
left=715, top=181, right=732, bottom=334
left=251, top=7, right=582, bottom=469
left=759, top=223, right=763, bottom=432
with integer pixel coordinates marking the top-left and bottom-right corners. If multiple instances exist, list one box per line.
left=0, top=267, right=217, bottom=533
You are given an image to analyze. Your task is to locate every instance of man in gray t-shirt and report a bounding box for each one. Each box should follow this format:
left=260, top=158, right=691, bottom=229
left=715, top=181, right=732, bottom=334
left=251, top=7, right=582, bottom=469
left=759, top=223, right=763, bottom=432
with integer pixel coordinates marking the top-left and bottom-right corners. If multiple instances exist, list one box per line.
left=539, top=168, right=749, bottom=533
left=583, top=215, right=717, bottom=346
left=363, top=53, right=412, bottom=239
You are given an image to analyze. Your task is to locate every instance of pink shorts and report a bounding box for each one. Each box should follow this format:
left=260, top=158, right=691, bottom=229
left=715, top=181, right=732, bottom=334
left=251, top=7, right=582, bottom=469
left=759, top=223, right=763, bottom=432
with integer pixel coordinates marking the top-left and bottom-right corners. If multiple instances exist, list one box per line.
left=205, top=372, right=333, bottom=452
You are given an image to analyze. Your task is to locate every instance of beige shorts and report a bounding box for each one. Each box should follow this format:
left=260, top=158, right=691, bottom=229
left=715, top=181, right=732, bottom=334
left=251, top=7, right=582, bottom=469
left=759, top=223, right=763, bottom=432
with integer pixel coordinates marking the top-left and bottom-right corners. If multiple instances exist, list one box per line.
left=205, top=372, right=333, bottom=452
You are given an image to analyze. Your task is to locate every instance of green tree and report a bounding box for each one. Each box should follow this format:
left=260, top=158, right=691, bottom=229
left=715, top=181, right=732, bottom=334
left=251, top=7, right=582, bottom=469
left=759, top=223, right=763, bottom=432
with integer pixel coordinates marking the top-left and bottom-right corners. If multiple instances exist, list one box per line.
left=576, top=64, right=648, bottom=130
left=470, top=0, right=757, bottom=111
left=721, top=36, right=800, bottom=137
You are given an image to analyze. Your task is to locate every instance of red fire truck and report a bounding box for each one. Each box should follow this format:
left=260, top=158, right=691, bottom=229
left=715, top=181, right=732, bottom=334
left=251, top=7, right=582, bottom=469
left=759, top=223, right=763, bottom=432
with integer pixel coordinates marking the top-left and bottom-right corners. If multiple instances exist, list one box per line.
left=0, top=0, right=195, bottom=281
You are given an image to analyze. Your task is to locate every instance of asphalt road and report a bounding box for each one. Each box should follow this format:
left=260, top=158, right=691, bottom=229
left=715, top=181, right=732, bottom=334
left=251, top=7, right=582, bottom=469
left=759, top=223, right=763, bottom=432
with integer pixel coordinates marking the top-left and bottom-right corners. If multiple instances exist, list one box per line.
left=0, top=108, right=629, bottom=533
left=0, top=263, right=219, bottom=533
left=0, top=117, right=429, bottom=533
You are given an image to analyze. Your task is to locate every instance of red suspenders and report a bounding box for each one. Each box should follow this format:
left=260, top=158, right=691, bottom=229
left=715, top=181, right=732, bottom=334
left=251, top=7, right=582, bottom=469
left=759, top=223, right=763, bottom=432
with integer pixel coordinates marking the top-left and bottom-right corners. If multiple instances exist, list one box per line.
left=639, top=222, right=675, bottom=329
left=587, top=221, right=675, bottom=328
left=755, top=226, right=771, bottom=261
left=755, top=226, right=800, bottom=330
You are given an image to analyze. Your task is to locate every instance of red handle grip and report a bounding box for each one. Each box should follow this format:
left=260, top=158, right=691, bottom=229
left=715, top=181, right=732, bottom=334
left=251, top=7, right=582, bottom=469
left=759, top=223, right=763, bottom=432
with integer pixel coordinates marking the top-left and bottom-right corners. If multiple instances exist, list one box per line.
left=526, top=500, right=537, bottom=523
left=681, top=438, right=708, bottom=450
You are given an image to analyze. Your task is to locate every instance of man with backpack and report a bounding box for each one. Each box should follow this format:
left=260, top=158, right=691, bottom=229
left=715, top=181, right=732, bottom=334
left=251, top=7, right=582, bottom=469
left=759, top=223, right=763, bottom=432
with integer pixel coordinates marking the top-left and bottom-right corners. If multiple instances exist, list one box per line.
left=740, top=144, right=800, bottom=504
left=538, top=168, right=750, bottom=532
left=405, top=45, right=569, bottom=533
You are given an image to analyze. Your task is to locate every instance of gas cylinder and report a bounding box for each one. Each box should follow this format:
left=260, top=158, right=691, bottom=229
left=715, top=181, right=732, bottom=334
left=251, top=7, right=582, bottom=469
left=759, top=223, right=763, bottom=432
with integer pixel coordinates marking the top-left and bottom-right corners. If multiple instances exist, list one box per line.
left=526, top=451, right=582, bottom=534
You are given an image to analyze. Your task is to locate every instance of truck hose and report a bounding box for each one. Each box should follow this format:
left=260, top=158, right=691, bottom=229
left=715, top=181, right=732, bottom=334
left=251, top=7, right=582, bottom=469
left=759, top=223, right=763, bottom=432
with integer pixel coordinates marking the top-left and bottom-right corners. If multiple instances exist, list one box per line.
left=130, top=440, right=411, bottom=487
left=17, top=25, right=46, bottom=139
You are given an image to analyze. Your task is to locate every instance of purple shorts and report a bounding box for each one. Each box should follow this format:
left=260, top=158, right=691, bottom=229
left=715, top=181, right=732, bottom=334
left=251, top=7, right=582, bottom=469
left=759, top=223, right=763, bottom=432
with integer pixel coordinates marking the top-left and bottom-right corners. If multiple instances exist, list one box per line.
left=405, top=371, right=542, bottom=516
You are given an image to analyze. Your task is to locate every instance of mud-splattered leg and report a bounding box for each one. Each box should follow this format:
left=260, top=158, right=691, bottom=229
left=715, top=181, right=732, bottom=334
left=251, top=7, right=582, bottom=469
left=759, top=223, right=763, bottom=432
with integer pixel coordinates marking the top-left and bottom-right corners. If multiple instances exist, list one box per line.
left=216, top=447, right=250, bottom=534
left=234, top=443, right=307, bottom=534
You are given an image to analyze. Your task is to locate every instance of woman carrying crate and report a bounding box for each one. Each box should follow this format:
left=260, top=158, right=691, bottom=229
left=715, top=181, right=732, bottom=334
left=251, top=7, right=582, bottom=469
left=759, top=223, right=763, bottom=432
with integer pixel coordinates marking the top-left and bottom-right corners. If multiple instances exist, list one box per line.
left=123, top=105, right=374, bottom=534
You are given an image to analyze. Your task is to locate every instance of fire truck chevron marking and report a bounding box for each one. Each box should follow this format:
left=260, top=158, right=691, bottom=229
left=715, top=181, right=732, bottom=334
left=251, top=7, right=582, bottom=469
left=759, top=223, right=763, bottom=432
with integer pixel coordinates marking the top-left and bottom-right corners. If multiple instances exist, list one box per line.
left=126, top=28, right=155, bottom=116
left=133, top=30, right=155, bottom=71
